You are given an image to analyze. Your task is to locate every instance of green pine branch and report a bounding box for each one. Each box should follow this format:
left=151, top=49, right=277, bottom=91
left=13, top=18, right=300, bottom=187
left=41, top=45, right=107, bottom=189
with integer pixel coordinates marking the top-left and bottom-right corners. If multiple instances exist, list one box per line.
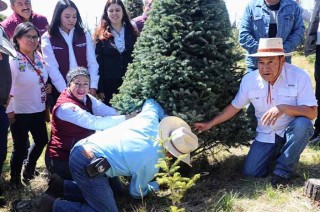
left=155, top=137, right=200, bottom=211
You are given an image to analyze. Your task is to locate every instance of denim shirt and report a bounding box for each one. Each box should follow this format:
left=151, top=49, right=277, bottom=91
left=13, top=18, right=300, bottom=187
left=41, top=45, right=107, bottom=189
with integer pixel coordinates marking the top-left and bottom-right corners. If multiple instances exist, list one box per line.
left=239, top=0, right=304, bottom=70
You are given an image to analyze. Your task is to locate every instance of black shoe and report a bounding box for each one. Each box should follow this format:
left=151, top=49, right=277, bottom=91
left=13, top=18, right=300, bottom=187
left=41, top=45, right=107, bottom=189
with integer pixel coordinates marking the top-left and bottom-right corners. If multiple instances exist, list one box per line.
left=310, top=129, right=320, bottom=140
left=9, top=177, right=24, bottom=189
left=270, top=174, right=289, bottom=189
left=310, top=136, right=320, bottom=146
left=21, top=165, right=40, bottom=184
left=44, top=174, right=64, bottom=198
left=0, top=197, right=5, bottom=208
left=12, top=199, right=38, bottom=212
left=0, top=186, right=5, bottom=207
left=34, top=194, right=55, bottom=212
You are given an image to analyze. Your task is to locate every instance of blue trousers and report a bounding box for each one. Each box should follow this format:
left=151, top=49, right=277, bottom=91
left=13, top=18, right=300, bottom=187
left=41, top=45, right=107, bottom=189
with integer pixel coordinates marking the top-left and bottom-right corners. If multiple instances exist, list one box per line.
left=243, top=117, right=313, bottom=178
left=53, top=144, right=118, bottom=212
left=52, top=99, right=165, bottom=211
left=0, top=106, right=9, bottom=174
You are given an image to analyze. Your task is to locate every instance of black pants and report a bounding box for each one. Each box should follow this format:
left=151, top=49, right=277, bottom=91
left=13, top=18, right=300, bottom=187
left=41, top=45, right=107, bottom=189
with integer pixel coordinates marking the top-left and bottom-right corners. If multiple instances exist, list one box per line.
left=47, top=87, right=60, bottom=112
left=314, top=45, right=320, bottom=130
left=45, top=155, right=73, bottom=180
left=0, top=106, right=9, bottom=174
left=10, top=111, right=48, bottom=179
left=100, top=79, right=123, bottom=106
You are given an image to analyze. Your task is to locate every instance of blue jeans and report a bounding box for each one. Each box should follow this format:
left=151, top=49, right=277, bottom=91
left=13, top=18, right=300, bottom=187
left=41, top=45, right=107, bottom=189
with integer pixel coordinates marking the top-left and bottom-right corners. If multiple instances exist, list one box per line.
left=0, top=106, right=9, bottom=174
left=53, top=145, right=118, bottom=212
left=243, top=117, right=313, bottom=178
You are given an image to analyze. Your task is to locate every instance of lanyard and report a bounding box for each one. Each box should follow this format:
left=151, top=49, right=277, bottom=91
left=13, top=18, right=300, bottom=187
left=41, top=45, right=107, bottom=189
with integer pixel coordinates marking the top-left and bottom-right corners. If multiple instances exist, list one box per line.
left=267, top=60, right=283, bottom=105
left=18, top=51, right=46, bottom=103
left=18, top=51, right=45, bottom=84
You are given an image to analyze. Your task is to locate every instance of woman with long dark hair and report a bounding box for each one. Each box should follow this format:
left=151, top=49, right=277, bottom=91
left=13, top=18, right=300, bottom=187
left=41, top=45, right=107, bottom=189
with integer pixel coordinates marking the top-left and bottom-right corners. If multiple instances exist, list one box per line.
left=7, top=22, right=51, bottom=187
left=94, top=0, right=138, bottom=105
left=41, top=0, right=99, bottom=107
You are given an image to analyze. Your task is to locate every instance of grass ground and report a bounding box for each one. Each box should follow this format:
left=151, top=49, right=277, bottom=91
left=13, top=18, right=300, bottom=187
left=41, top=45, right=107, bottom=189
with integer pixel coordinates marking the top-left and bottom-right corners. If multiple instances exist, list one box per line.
left=1, top=54, right=320, bottom=211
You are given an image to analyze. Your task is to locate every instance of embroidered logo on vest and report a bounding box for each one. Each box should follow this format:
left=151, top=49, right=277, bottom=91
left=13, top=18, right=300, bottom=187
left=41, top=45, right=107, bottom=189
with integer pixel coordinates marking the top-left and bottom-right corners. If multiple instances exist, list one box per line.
left=52, top=46, right=64, bottom=50
left=76, top=43, right=87, bottom=48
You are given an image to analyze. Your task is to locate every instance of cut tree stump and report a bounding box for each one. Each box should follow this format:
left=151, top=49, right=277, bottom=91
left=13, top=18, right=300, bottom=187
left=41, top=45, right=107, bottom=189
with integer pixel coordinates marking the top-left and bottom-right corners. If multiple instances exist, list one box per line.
left=304, top=178, right=320, bottom=202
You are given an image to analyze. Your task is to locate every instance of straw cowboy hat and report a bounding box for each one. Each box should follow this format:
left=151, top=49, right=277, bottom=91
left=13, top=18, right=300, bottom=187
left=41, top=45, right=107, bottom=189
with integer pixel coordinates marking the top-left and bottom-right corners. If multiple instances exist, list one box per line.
left=0, top=0, right=7, bottom=11
left=248, top=38, right=293, bottom=57
left=159, top=116, right=199, bottom=167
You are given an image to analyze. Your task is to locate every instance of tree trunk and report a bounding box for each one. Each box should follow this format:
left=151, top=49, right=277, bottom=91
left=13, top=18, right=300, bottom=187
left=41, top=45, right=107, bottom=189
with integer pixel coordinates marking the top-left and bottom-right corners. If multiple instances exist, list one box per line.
left=304, top=178, right=320, bottom=201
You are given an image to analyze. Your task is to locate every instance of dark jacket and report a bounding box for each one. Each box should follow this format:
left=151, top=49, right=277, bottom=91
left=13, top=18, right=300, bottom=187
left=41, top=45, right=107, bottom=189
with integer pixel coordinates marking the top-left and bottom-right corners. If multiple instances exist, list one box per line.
left=305, top=0, right=320, bottom=56
left=95, top=24, right=137, bottom=91
left=0, top=27, right=12, bottom=106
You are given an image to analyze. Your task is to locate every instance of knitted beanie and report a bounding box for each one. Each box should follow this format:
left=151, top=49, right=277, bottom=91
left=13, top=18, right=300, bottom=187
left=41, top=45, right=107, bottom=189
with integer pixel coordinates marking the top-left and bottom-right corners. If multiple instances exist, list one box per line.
left=66, top=67, right=90, bottom=86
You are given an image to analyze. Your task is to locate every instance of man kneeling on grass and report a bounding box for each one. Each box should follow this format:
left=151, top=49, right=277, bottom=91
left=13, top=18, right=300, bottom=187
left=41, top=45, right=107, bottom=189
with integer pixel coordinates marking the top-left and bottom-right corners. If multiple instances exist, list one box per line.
left=194, top=38, right=317, bottom=188
left=15, top=99, right=198, bottom=212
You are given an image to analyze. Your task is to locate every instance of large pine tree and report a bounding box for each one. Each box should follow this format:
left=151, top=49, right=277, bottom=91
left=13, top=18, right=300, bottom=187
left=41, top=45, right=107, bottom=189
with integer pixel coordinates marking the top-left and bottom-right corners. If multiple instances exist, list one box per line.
left=112, top=0, right=253, bottom=152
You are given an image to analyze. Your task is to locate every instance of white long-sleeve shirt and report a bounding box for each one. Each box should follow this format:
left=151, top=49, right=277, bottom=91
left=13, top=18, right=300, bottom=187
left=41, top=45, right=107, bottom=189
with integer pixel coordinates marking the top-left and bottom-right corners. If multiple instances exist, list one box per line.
left=55, top=93, right=126, bottom=130
left=7, top=51, right=48, bottom=114
left=41, top=28, right=99, bottom=92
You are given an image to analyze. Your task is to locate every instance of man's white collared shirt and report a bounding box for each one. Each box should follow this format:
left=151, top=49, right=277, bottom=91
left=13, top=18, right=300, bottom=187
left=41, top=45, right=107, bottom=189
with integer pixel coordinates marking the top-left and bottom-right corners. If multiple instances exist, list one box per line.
left=232, top=63, right=317, bottom=143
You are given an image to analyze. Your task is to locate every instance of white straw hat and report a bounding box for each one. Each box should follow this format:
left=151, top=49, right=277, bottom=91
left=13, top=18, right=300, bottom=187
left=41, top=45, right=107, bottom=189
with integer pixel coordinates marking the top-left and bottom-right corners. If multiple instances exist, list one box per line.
left=248, top=38, right=293, bottom=57
left=159, top=116, right=198, bottom=167
left=0, top=0, right=7, bottom=12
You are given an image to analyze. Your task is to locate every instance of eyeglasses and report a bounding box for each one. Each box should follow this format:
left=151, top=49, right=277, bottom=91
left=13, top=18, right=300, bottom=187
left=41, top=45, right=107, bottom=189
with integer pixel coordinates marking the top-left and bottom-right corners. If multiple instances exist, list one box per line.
left=24, top=34, right=39, bottom=42
left=73, top=82, right=90, bottom=88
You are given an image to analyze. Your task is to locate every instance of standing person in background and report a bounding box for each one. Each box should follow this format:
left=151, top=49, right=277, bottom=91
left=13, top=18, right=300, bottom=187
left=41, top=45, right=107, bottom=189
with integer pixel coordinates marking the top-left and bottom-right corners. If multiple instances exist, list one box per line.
left=0, top=0, right=49, bottom=156
left=0, top=0, right=48, bottom=39
left=131, top=0, right=153, bottom=32
left=238, top=0, right=305, bottom=132
left=239, top=0, right=304, bottom=72
left=0, top=0, right=16, bottom=205
left=6, top=22, right=51, bottom=187
left=294, top=0, right=313, bottom=22
left=41, top=0, right=99, bottom=108
left=299, top=0, right=320, bottom=144
left=45, top=67, right=136, bottom=180
left=93, top=0, right=138, bottom=105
